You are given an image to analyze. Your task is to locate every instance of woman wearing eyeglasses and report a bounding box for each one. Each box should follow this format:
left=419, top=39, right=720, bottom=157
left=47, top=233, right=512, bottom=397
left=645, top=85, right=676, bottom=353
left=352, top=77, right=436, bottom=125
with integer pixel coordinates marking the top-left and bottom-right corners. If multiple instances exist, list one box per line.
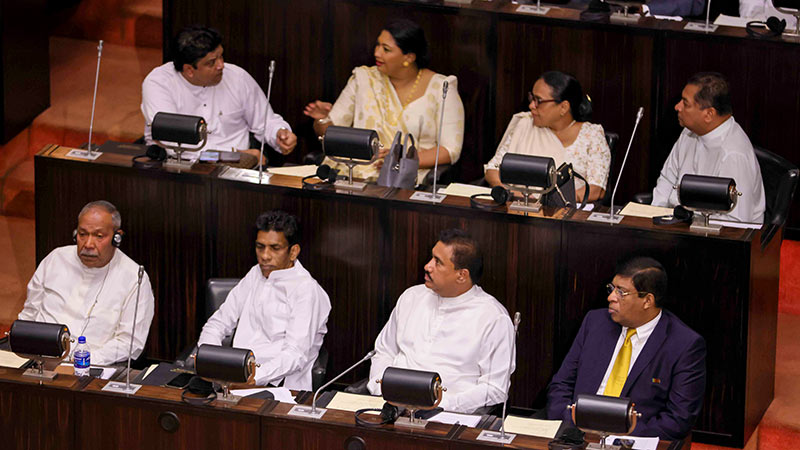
left=485, top=71, right=611, bottom=202
left=304, top=19, right=465, bottom=184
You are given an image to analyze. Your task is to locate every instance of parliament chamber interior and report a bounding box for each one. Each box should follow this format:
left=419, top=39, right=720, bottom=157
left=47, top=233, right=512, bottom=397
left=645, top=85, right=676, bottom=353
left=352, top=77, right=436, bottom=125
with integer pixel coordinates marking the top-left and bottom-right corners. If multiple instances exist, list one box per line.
left=1, top=0, right=800, bottom=449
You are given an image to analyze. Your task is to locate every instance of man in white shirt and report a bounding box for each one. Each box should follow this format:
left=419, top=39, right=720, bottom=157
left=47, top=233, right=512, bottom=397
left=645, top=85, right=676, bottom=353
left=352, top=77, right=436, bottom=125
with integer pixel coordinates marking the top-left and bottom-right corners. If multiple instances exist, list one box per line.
left=368, top=229, right=515, bottom=414
left=142, top=26, right=297, bottom=162
left=652, top=72, right=765, bottom=223
left=739, top=0, right=797, bottom=29
left=18, top=201, right=155, bottom=366
left=197, top=210, right=331, bottom=390
left=547, top=257, right=706, bottom=440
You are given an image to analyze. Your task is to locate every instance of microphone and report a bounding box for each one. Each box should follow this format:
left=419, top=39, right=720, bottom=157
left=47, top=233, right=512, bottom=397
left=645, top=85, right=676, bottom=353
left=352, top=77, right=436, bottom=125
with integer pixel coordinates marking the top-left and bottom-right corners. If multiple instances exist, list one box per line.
left=431, top=80, right=448, bottom=202
left=288, top=349, right=377, bottom=418
left=102, top=264, right=146, bottom=394
left=587, top=107, right=644, bottom=224
left=477, top=311, right=521, bottom=444
left=259, top=60, right=276, bottom=184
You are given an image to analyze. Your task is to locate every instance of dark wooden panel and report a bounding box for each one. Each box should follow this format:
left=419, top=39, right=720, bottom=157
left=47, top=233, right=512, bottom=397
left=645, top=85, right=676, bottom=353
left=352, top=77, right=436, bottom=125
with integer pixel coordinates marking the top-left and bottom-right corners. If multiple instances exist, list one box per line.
left=560, top=218, right=754, bottom=446
left=0, top=378, right=74, bottom=450
left=34, top=156, right=213, bottom=360
left=212, top=180, right=385, bottom=381
left=76, top=391, right=260, bottom=450
left=496, top=19, right=655, bottom=202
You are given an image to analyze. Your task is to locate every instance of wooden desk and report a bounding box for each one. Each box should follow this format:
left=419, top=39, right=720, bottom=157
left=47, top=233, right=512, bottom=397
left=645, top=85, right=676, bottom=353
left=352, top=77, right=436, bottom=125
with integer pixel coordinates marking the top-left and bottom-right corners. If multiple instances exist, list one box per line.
left=0, top=371, right=676, bottom=450
left=34, top=145, right=778, bottom=447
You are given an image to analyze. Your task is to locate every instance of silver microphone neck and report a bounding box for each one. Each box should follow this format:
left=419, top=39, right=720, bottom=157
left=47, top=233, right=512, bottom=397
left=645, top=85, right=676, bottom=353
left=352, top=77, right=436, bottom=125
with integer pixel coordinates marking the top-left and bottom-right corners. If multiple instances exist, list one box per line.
left=311, top=350, right=376, bottom=412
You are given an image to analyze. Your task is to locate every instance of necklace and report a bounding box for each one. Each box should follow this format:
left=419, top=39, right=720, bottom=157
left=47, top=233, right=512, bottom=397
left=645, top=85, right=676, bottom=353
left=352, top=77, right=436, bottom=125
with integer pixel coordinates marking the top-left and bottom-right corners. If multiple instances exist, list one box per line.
left=402, top=70, right=422, bottom=107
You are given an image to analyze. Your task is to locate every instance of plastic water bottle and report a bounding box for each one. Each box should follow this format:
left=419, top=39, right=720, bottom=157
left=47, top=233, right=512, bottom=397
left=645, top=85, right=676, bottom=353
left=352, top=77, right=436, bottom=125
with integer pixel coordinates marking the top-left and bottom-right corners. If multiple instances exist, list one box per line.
left=73, top=336, right=91, bottom=377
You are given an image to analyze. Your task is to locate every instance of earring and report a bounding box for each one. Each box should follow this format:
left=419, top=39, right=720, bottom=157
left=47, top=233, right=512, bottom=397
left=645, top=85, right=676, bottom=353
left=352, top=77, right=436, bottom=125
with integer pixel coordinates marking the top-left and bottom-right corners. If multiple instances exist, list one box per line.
left=402, top=61, right=409, bottom=67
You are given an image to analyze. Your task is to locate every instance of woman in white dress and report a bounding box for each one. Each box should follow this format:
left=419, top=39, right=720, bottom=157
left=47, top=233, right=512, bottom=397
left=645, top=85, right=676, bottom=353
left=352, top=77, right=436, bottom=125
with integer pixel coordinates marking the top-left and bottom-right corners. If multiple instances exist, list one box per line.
left=304, top=19, right=465, bottom=183
left=485, top=71, right=611, bottom=202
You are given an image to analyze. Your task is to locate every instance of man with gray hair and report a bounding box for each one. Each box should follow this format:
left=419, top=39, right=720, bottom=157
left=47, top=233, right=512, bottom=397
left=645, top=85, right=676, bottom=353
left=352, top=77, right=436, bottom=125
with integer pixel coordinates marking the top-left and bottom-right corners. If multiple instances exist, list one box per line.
left=18, top=201, right=155, bottom=365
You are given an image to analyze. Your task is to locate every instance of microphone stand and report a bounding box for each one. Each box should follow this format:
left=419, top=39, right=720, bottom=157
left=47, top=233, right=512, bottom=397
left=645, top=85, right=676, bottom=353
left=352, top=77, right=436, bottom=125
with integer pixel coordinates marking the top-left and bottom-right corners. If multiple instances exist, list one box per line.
left=288, top=350, right=376, bottom=418
left=409, top=81, right=448, bottom=204
left=587, top=107, right=644, bottom=224
left=685, top=0, right=718, bottom=32
left=259, top=60, right=276, bottom=184
left=477, top=312, right=521, bottom=444
left=67, top=40, right=104, bottom=160
left=102, top=265, right=145, bottom=394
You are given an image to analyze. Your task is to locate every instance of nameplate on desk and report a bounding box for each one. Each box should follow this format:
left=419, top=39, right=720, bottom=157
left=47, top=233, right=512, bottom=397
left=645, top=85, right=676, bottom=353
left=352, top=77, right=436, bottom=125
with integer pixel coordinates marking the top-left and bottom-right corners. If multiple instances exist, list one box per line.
left=65, top=148, right=102, bottom=160
left=684, top=22, right=719, bottom=32
left=409, top=191, right=446, bottom=203
left=219, top=167, right=271, bottom=184
left=517, top=5, right=551, bottom=15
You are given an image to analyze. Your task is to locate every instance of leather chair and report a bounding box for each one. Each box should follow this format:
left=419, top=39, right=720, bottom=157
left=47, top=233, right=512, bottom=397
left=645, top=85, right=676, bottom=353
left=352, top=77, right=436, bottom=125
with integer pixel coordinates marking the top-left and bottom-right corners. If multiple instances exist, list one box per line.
left=754, top=146, right=798, bottom=248
left=179, top=278, right=329, bottom=391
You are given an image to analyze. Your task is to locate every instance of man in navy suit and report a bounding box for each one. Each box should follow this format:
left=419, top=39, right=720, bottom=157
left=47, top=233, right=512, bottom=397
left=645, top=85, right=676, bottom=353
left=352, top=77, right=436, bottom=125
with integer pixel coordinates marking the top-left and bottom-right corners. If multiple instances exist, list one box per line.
left=547, top=257, right=706, bottom=440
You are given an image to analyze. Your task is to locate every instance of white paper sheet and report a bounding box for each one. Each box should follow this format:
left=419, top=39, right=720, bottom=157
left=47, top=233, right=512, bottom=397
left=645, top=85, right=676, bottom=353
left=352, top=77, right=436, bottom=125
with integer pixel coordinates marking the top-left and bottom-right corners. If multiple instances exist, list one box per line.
left=619, top=202, right=673, bottom=218
left=715, top=14, right=766, bottom=28
left=708, top=219, right=762, bottom=229
left=230, top=387, right=297, bottom=404
left=603, top=435, right=659, bottom=450
left=428, top=411, right=482, bottom=427
left=440, top=183, right=492, bottom=198
left=326, top=392, right=385, bottom=412
left=0, top=350, right=30, bottom=368
left=267, top=165, right=319, bottom=178
left=501, top=416, right=562, bottom=438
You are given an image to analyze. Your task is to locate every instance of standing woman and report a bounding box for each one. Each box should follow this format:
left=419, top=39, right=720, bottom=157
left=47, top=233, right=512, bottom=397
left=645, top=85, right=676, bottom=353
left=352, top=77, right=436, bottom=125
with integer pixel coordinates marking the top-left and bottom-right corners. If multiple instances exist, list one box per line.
left=305, top=19, right=465, bottom=183
left=485, top=71, right=610, bottom=202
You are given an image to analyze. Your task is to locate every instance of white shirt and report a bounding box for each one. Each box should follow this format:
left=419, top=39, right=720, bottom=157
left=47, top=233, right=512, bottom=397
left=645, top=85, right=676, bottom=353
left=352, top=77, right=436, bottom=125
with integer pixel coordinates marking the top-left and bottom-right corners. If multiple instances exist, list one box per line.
left=739, top=0, right=797, bottom=28
left=652, top=117, right=765, bottom=224
left=197, top=260, right=331, bottom=390
left=141, top=62, right=291, bottom=152
left=596, top=312, right=662, bottom=395
left=368, top=284, right=515, bottom=414
left=18, top=246, right=155, bottom=366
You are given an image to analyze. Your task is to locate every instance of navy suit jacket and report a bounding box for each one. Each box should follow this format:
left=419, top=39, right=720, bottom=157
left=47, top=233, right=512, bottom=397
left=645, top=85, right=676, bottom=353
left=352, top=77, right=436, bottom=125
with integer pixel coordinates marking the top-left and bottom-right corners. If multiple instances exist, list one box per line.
left=547, top=309, right=706, bottom=440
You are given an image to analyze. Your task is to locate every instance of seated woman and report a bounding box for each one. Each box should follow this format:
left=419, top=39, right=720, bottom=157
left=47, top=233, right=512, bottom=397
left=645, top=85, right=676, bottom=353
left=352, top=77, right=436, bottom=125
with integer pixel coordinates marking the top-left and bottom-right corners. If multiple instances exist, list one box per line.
left=304, top=19, right=465, bottom=184
left=485, top=71, right=611, bottom=202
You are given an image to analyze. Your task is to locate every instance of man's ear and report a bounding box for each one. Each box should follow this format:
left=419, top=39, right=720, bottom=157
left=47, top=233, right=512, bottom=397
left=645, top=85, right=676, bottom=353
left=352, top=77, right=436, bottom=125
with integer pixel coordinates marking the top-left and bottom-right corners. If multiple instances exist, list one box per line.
left=642, top=292, right=656, bottom=309
left=289, top=244, right=301, bottom=262
left=182, top=64, right=195, bottom=79
left=702, top=106, right=718, bottom=124
left=456, top=268, right=470, bottom=284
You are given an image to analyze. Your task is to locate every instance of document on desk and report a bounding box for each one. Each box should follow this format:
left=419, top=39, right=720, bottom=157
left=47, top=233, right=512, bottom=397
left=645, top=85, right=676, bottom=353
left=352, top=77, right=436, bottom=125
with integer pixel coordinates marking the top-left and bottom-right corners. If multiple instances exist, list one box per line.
left=57, top=363, right=117, bottom=379
left=326, top=392, right=385, bottom=412
left=0, top=350, right=30, bottom=368
left=603, top=435, right=659, bottom=450
left=440, top=183, right=492, bottom=198
left=708, top=219, right=762, bottom=229
left=230, top=387, right=297, bottom=404
left=267, top=165, right=318, bottom=178
left=218, top=167, right=269, bottom=184
left=428, top=411, right=482, bottom=427
left=619, top=202, right=673, bottom=218
left=715, top=14, right=765, bottom=28
left=501, top=416, right=562, bottom=439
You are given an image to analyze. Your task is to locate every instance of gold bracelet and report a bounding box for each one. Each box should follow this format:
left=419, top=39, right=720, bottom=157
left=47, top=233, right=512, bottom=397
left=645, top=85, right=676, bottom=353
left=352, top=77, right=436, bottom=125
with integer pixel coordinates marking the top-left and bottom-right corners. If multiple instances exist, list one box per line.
left=317, top=117, right=332, bottom=125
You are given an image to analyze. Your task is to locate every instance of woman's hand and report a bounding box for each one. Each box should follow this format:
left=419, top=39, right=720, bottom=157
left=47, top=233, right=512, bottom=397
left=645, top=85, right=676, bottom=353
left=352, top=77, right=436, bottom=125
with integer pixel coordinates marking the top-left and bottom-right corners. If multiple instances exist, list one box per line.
left=303, top=101, right=333, bottom=120
left=374, top=145, right=390, bottom=170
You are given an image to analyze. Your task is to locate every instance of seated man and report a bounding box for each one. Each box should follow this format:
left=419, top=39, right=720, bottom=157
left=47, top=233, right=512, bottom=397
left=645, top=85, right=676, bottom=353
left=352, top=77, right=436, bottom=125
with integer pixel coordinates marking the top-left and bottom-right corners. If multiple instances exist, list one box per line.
left=547, top=257, right=706, bottom=440
left=368, top=229, right=515, bottom=414
left=142, top=25, right=297, bottom=161
left=652, top=72, right=765, bottom=223
left=197, top=210, right=330, bottom=390
left=18, top=201, right=155, bottom=365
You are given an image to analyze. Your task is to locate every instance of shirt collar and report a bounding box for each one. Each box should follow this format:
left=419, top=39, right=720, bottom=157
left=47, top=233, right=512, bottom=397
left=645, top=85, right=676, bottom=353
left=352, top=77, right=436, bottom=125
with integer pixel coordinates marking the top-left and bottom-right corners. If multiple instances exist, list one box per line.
left=436, top=284, right=480, bottom=308
left=623, top=310, right=662, bottom=344
left=697, top=116, right=734, bottom=151
left=262, top=259, right=303, bottom=281
left=176, top=69, right=209, bottom=95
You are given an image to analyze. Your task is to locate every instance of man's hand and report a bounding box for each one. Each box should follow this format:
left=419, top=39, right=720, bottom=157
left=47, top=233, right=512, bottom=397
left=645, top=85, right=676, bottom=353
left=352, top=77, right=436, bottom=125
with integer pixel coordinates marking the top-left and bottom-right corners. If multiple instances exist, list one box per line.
left=277, top=128, right=297, bottom=154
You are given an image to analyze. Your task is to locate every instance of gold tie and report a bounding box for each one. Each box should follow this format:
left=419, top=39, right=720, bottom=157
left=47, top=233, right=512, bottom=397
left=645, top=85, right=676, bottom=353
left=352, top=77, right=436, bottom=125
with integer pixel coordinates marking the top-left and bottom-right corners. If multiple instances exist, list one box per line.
left=603, top=328, right=637, bottom=397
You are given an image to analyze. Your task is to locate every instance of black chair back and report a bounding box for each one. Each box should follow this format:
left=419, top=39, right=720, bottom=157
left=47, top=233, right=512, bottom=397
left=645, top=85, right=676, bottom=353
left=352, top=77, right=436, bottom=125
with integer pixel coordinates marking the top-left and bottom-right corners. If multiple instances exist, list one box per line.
left=754, top=146, right=799, bottom=249
left=205, top=278, right=240, bottom=320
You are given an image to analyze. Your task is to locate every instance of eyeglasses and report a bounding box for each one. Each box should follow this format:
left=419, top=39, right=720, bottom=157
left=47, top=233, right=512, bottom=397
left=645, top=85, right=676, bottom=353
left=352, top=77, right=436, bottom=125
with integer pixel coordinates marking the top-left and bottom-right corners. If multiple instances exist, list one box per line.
left=606, top=283, right=648, bottom=298
left=528, top=92, right=558, bottom=107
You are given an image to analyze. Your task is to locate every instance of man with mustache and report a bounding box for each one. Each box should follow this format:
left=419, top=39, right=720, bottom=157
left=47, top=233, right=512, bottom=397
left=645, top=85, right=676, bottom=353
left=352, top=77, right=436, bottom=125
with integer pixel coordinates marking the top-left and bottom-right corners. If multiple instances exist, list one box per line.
left=18, top=201, right=155, bottom=365
left=547, top=257, right=706, bottom=441
left=142, top=25, right=297, bottom=163
left=367, top=229, right=515, bottom=414
left=197, top=210, right=330, bottom=390
left=651, top=72, right=765, bottom=223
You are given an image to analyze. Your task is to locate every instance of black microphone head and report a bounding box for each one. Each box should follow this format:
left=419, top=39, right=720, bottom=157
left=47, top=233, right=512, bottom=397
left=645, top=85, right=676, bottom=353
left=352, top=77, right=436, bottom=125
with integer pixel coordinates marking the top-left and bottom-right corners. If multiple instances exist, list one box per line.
left=316, top=164, right=331, bottom=179
left=491, top=186, right=510, bottom=205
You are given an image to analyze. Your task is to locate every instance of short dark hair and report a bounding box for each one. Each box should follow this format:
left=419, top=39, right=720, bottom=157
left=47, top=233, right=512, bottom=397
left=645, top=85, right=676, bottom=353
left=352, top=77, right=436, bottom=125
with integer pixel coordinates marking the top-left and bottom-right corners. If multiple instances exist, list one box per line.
left=438, top=228, right=483, bottom=284
left=687, top=72, right=732, bottom=116
left=616, top=257, right=668, bottom=308
left=255, top=210, right=300, bottom=247
left=172, top=25, right=223, bottom=72
left=384, top=19, right=429, bottom=69
left=540, top=71, right=592, bottom=122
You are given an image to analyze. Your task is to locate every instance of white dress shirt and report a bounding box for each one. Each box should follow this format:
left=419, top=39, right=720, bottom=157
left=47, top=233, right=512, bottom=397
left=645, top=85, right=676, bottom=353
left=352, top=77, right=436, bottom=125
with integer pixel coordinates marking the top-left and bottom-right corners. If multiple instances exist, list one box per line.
left=739, top=0, right=797, bottom=28
left=368, top=284, right=515, bottom=414
left=197, top=260, right=331, bottom=390
left=141, top=62, right=291, bottom=152
left=652, top=117, right=765, bottom=224
left=18, top=246, right=155, bottom=366
left=596, top=312, right=662, bottom=395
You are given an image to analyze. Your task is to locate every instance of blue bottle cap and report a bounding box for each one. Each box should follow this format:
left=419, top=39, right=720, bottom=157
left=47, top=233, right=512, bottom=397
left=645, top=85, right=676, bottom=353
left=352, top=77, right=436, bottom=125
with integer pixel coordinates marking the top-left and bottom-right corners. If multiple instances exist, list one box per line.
left=78, top=336, right=86, bottom=344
